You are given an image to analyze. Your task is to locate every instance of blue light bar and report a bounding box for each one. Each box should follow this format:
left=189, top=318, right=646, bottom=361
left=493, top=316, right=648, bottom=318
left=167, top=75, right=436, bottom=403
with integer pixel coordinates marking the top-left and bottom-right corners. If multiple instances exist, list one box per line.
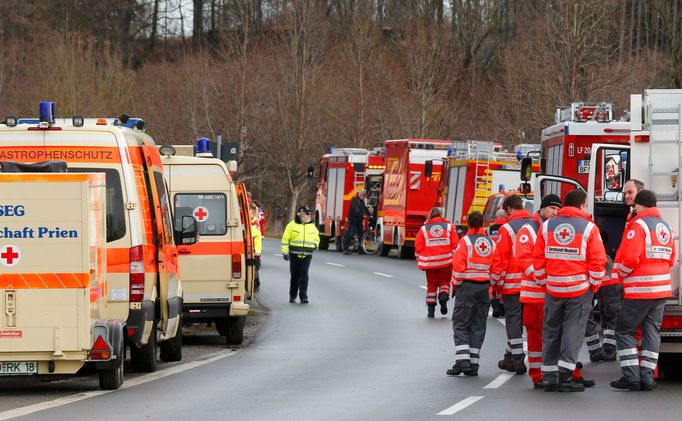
left=196, top=137, right=211, bottom=154
left=39, top=101, right=55, bottom=124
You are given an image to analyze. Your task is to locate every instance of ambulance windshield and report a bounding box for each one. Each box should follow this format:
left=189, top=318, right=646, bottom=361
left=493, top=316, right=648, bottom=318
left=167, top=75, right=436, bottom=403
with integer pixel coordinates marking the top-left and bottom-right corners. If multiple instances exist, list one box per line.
left=68, top=167, right=126, bottom=242
left=174, top=193, right=227, bottom=236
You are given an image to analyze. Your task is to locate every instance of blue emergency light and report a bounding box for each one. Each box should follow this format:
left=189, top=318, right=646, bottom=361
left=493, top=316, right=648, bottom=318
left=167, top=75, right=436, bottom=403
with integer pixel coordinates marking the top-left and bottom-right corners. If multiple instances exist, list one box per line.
left=499, top=184, right=506, bottom=193
left=196, top=137, right=211, bottom=154
left=516, top=151, right=523, bottom=160
left=39, top=101, right=55, bottom=124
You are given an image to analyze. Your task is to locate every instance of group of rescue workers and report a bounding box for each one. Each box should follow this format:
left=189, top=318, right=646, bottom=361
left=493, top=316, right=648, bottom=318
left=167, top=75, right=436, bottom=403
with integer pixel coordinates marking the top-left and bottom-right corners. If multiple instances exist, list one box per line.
left=415, top=180, right=676, bottom=392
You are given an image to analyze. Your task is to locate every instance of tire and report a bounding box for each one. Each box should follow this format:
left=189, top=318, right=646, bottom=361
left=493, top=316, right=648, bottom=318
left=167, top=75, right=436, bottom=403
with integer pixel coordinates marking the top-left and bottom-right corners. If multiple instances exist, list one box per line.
left=398, top=245, right=414, bottom=260
left=217, top=316, right=246, bottom=345
left=318, top=234, right=330, bottom=251
left=361, top=230, right=379, bottom=255
left=159, top=317, right=183, bottom=362
left=130, top=321, right=157, bottom=372
left=378, top=241, right=391, bottom=256
left=659, top=353, right=682, bottom=380
left=335, top=236, right=344, bottom=252
left=99, top=334, right=124, bottom=390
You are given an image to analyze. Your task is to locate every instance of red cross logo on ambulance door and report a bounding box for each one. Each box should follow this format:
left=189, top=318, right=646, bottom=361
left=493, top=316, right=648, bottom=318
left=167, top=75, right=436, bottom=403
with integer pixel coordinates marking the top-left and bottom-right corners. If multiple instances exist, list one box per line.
left=0, top=245, right=20, bottom=267
left=656, top=223, right=671, bottom=245
left=193, top=206, right=209, bottom=222
left=474, top=237, right=491, bottom=257
left=553, top=223, right=575, bottom=245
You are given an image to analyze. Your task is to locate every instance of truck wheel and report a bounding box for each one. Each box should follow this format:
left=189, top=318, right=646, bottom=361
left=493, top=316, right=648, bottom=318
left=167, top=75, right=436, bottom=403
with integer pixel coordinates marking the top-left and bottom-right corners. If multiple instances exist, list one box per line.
left=398, top=245, right=414, bottom=260
left=130, top=321, right=157, bottom=372
left=378, top=241, right=391, bottom=256
left=659, top=353, right=682, bottom=379
left=99, top=334, right=124, bottom=390
left=217, top=316, right=246, bottom=345
left=335, top=236, right=344, bottom=252
left=159, top=317, right=183, bottom=362
left=318, top=234, right=329, bottom=251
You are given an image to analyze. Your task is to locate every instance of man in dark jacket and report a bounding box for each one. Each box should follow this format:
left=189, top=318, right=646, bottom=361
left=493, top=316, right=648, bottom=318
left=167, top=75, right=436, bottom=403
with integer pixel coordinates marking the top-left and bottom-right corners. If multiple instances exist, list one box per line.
left=343, top=190, right=372, bottom=254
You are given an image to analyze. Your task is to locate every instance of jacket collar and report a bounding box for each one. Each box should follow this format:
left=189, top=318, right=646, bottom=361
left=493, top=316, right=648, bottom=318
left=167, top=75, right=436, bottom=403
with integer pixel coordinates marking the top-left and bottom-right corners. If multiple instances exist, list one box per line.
left=556, top=206, right=590, bottom=221
left=630, top=207, right=661, bottom=223
left=533, top=211, right=543, bottom=224
left=427, top=216, right=448, bottom=224
left=466, top=227, right=486, bottom=236
left=507, top=209, right=531, bottom=221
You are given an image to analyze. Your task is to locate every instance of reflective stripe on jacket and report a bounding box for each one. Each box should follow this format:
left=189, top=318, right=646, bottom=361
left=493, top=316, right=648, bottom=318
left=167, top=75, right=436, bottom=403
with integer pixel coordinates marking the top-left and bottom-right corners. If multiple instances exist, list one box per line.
left=451, top=228, right=495, bottom=286
left=517, top=212, right=543, bottom=304
left=415, top=216, right=458, bottom=270
left=533, top=207, right=606, bottom=298
left=617, top=208, right=676, bottom=300
left=281, top=220, right=320, bottom=256
left=490, top=210, right=531, bottom=295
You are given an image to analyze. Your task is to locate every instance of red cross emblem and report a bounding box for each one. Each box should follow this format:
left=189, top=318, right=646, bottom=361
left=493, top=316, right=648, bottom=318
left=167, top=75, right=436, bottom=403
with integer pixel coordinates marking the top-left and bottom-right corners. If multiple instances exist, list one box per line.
left=660, top=229, right=668, bottom=240
left=193, top=206, right=209, bottom=222
left=0, top=245, right=20, bottom=267
left=474, top=237, right=491, bottom=257
left=656, top=223, right=671, bottom=244
left=553, top=223, right=575, bottom=245
left=559, top=229, right=570, bottom=240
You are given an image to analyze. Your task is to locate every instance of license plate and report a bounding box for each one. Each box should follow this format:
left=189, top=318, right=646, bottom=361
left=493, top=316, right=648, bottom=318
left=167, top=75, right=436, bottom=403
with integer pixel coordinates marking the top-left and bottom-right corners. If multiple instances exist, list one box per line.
left=0, top=361, right=38, bottom=376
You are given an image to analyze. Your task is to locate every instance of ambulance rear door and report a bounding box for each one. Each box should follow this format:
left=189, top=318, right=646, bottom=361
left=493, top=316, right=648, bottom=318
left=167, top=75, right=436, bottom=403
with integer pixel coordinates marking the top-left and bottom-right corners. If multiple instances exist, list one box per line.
left=235, top=183, right=256, bottom=300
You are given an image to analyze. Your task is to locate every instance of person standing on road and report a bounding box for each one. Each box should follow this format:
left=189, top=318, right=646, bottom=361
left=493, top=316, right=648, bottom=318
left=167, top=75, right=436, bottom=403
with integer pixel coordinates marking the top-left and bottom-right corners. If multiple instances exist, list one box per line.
left=487, top=208, right=508, bottom=318
left=415, top=207, right=458, bottom=318
left=533, top=189, right=606, bottom=392
left=447, top=211, right=495, bottom=376
left=249, top=202, right=263, bottom=292
left=343, top=190, right=372, bottom=255
left=491, top=195, right=531, bottom=375
left=611, top=190, right=675, bottom=391
left=281, top=206, right=320, bottom=304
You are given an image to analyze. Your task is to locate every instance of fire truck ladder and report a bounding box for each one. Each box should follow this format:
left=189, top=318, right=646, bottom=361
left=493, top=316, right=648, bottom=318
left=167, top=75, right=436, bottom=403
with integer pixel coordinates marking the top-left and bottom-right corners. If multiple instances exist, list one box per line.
left=472, top=154, right=491, bottom=210
left=354, top=168, right=365, bottom=188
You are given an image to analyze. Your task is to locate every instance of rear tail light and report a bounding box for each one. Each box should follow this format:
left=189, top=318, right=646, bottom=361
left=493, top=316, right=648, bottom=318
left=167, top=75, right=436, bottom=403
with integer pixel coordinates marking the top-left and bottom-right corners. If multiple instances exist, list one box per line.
left=634, top=134, right=650, bottom=143
left=130, top=245, right=145, bottom=302
left=661, top=315, right=682, bottom=330
left=232, top=254, right=242, bottom=279
left=90, top=335, right=111, bottom=360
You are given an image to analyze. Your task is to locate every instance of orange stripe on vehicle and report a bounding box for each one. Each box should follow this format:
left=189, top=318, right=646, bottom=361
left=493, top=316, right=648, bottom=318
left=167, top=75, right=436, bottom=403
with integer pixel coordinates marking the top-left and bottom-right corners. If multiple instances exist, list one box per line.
left=0, top=146, right=121, bottom=163
left=0, top=273, right=89, bottom=289
left=178, top=241, right=245, bottom=256
left=0, top=173, right=101, bottom=182
left=107, top=246, right=158, bottom=273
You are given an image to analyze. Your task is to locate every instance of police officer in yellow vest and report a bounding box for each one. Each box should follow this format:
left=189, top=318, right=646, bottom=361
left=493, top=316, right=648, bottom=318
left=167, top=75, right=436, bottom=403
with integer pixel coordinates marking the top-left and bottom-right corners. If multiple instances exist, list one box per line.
left=281, top=206, right=320, bottom=303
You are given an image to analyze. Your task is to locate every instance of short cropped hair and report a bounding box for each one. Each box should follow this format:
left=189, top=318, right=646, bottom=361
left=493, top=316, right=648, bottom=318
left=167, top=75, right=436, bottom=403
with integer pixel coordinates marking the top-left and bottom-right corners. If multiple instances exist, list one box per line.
left=468, top=211, right=484, bottom=228
left=564, top=190, right=587, bottom=208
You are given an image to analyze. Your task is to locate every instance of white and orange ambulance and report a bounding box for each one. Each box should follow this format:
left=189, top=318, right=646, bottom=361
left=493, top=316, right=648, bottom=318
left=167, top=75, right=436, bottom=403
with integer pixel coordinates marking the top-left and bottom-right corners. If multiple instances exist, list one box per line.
left=0, top=103, right=197, bottom=372
left=0, top=168, right=127, bottom=389
left=158, top=141, right=254, bottom=345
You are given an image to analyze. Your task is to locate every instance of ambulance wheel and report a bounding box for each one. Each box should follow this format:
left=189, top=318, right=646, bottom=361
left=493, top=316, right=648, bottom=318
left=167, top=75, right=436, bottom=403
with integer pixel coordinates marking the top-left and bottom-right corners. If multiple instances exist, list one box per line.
left=159, top=317, right=183, bottom=362
left=378, top=242, right=391, bottom=257
left=318, top=235, right=329, bottom=251
left=217, top=316, right=245, bottom=345
left=659, top=353, right=682, bottom=379
left=398, top=245, right=414, bottom=260
left=335, top=236, right=344, bottom=252
left=130, top=322, right=157, bottom=372
left=99, top=335, right=124, bottom=390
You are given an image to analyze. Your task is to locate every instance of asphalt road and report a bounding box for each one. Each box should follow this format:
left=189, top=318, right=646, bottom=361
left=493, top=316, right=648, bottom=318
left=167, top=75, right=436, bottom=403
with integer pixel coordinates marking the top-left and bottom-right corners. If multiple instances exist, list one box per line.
left=2, top=238, right=682, bottom=420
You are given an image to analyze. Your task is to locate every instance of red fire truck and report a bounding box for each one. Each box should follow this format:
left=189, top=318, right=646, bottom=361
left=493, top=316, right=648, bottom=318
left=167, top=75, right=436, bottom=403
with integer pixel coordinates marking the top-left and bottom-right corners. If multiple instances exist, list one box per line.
left=436, top=141, right=540, bottom=230
left=376, top=139, right=452, bottom=259
left=540, top=102, right=630, bottom=199
left=315, top=148, right=385, bottom=250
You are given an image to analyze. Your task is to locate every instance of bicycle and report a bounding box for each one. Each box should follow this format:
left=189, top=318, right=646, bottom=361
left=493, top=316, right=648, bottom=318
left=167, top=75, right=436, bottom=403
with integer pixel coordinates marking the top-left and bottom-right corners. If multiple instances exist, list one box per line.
left=343, top=216, right=379, bottom=255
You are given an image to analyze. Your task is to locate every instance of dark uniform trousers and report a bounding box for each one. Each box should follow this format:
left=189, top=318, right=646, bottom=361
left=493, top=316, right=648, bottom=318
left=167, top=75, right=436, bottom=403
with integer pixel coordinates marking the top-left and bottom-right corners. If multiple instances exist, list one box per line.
left=452, top=282, right=490, bottom=368
left=290, top=255, right=312, bottom=300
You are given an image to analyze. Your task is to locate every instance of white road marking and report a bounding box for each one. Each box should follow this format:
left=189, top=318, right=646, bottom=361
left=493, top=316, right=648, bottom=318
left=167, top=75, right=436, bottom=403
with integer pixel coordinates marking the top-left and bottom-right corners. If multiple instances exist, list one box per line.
left=373, top=272, right=394, bottom=278
left=419, top=286, right=427, bottom=290
left=496, top=317, right=506, bottom=326
left=0, top=351, right=237, bottom=421
left=483, top=372, right=514, bottom=389
left=436, top=396, right=484, bottom=416
left=325, top=262, right=345, bottom=267
left=273, top=253, right=283, bottom=257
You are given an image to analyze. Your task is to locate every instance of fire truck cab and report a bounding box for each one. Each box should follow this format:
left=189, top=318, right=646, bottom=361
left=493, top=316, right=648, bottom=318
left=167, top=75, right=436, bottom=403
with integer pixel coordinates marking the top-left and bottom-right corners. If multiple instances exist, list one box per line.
left=377, top=139, right=451, bottom=259
left=315, top=148, right=384, bottom=251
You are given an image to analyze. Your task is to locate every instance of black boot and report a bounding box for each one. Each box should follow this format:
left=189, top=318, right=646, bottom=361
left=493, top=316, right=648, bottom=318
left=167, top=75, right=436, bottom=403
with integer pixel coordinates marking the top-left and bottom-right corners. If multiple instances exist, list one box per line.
left=427, top=305, right=436, bottom=318
left=557, top=373, right=585, bottom=392
left=610, top=377, right=641, bottom=391
left=513, top=361, right=527, bottom=375
left=498, top=355, right=514, bottom=372
left=464, top=364, right=479, bottom=376
left=447, top=361, right=472, bottom=376
left=438, top=293, right=448, bottom=315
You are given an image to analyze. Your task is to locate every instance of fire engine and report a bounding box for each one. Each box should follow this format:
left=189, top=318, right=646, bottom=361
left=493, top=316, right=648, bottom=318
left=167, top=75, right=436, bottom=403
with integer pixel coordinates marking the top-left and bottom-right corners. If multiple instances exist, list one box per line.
left=315, top=148, right=385, bottom=251
left=540, top=102, right=630, bottom=199
left=525, top=90, right=682, bottom=377
left=376, top=139, right=451, bottom=259
left=436, top=141, right=540, bottom=230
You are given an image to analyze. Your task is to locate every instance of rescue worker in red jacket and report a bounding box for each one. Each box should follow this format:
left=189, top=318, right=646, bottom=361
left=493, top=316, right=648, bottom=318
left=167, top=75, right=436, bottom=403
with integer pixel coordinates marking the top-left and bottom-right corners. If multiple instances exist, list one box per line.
left=447, top=211, right=495, bottom=376
left=415, top=207, right=458, bottom=318
left=486, top=208, right=508, bottom=318
left=533, top=189, right=606, bottom=392
left=491, top=195, right=530, bottom=374
left=611, top=190, right=676, bottom=391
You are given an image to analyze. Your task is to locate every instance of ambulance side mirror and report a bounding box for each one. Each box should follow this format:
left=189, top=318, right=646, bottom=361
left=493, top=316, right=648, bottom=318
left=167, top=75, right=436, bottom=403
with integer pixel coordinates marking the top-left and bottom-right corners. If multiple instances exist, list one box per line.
left=307, top=166, right=315, bottom=179
left=176, top=215, right=198, bottom=246
left=424, top=160, right=433, bottom=178
left=520, top=157, right=533, bottom=182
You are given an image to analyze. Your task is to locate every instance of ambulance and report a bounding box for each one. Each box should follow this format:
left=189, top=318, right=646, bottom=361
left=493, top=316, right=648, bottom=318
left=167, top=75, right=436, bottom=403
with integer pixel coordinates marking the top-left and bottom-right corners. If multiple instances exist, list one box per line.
left=524, top=90, right=682, bottom=377
left=159, top=141, right=254, bottom=345
left=0, top=168, right=125, bottom=389
left=0, top=103, right=197, bottom=372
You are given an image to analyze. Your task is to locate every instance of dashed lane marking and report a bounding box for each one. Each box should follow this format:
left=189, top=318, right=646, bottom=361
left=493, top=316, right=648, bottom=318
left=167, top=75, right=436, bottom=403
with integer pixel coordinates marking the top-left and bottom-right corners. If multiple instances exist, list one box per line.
left=483, top=372, right=515, bottom=389
left=0, top=351, right=237, bottom=421
left=325, top=262, right=345, bottom=267
left=273, top=253, right=283, bottom=257
left=373, top=272, right=394, bottom=278
left=436, top=396, right=484, bottom=416
left=419, top=286, right=427, bottom=290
